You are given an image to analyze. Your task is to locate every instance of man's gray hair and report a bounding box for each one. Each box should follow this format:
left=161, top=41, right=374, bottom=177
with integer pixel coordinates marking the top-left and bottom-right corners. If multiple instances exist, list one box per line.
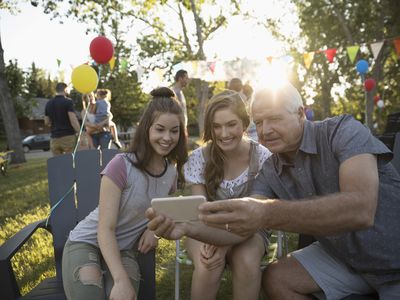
left=252, top=82, right=304, bottom=113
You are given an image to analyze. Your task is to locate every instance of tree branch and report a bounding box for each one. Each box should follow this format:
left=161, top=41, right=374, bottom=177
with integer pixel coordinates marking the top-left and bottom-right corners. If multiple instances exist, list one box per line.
left=177, top=1, right=193, bottom=55
left=189, top=0, right=205, bottom=59
left=328, top=0, right=354, bottom=44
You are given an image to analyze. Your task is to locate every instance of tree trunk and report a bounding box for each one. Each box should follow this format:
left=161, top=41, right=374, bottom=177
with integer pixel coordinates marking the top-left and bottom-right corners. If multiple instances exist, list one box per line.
left=0, top=34, right=25, bottom=163
left=189, top=0, right=205, bottom=60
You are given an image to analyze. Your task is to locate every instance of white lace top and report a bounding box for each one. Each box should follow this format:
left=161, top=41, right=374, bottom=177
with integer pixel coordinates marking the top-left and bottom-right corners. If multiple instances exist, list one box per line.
left=184, top=143, right=271, bottom=190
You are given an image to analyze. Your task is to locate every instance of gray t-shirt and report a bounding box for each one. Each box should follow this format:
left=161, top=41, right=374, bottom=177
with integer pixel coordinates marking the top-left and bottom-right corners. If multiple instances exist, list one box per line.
left=68, top=153, right=177, bottom=250
left=252, top=115, right=400, bottom=285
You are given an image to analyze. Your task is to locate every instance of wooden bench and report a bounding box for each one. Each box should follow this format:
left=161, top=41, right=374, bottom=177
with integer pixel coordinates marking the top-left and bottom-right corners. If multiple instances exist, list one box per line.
left=0, top=149, right=155, bottom=300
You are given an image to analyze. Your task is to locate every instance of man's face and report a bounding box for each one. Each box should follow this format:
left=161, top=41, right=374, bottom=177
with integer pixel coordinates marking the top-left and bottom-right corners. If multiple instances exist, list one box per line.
left=252, top=97, right=304, bottom=155
left=180, top=74, right=189, bottom=87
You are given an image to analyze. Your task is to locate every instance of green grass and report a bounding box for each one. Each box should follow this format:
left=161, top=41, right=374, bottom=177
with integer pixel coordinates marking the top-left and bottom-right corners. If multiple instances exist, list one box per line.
left=0, top=157, right=298, bottom=299
left=0, top=158, right=54, bottom=295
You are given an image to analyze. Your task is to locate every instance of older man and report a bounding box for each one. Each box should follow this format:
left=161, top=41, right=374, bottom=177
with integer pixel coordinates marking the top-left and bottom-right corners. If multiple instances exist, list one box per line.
left=147, top=83, right=400, bottom=299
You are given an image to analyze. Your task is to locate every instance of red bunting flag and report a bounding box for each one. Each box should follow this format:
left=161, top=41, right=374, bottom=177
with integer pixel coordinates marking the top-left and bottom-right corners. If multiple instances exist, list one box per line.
left=393, top=39, right=400, bottom=57
left=325, top=48, right=337, bottom=63
left=207, top=61, right=216, bottom=74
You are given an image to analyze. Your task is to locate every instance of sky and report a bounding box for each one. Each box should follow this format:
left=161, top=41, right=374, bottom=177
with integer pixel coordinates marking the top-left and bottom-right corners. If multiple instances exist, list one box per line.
left=0, top=1, right=295, bottom=90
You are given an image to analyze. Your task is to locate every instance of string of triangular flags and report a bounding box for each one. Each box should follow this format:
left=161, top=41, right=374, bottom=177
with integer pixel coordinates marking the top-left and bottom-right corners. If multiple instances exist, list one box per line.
left=303, top=37, right=400, bottom=69
left=58, top=35, right=400, bottom=96
left=166, top=36, right=400, bottom=84
left=301, top=36, right=400, bottom=69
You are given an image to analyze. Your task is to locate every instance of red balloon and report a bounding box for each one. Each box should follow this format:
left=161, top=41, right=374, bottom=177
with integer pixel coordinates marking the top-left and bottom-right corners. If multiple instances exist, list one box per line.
left=364, top=78, right=376, bottom=92
left=374, top=95, right=380, bottom=104
left=90, top=36, right=114, bottom=64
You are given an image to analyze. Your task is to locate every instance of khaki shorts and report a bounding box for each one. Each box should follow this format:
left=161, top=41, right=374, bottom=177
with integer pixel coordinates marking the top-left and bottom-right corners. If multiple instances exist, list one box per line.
left=292, top=242, right=400, bottom=300
left=50, top=135, right=76, bottom=156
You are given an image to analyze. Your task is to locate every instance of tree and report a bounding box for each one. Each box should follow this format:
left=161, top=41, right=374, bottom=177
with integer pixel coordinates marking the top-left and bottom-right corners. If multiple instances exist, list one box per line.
left=135, top=0, right=241, bottom=134
left=296, top=0, right=400, bottom=130
left=261, top=0, right=400, bottom=131
left=33, top=1, right=151, bottom=129
left=36, top=0, right=241, bottom=136
left=0, top=35, right=25, bottom=162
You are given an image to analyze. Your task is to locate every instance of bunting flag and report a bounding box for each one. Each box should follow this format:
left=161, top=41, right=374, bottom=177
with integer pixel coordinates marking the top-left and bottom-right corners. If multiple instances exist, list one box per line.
left=325, top=48, right=337, bottom=63
left=56, top=58, right=61, bottom=68
left=346, top=45, right=360, bottom=63
left=393, top=38, right=400, bottom=57
left=207, top=61, right=216, bottom=74
left=391, top=49, right=398, bottom=61
left=370, top=41, right=384, bottom=59
left=109, top=56, right=115, bottom=70
left=303, top=52, right=315, bottom=69
left=161, top=35, right=400, bottom=82
left=191, top=61, right=199, bottom=75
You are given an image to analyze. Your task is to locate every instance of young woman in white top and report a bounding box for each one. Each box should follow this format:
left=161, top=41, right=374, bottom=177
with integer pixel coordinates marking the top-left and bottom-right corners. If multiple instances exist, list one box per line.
left=62, top=87, right=188, bottom=300
left=184, top=90, right=271, bottom=300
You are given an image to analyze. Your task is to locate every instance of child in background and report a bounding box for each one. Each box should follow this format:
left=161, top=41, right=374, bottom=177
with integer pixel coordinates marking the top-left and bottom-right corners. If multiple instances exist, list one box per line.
left=83, top=90, right=122, bottom=149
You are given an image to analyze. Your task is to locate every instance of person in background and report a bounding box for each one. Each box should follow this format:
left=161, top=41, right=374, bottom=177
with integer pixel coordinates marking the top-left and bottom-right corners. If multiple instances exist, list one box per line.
left=242, top=84, right=253, bottom=103
left=242, top=83, right=258, bottom=142
left=91, top=89, right=122, bottom=149
left=45, top=82, right=80, bottom=156
left=62, top=87, right=188, bottom=300
left=227, top=78, right=243, bottom=94
left=172, top=69, right=189, bottom=129
left=183, top=90, right=271, bottom=300
left=80, top=92, right=97, bottom=149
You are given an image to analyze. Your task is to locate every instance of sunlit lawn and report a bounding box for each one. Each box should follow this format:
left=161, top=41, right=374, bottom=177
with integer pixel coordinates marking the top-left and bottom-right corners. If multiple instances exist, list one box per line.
left=0, top=156, right=298, bottom=299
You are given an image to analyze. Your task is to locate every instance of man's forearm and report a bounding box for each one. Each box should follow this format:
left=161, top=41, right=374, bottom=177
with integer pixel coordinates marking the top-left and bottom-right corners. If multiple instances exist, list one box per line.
left=68, top=112, right=81, bottom=133
left=259, top=192, right=376, bottom=235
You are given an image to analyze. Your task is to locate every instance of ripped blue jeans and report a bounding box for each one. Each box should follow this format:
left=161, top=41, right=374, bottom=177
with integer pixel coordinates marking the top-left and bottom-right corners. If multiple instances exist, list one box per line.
left=62, top=239, right=140, bottom=300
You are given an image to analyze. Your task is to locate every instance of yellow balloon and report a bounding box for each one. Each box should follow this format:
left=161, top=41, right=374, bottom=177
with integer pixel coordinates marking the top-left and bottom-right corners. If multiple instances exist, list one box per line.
left=71, top=65, right=98, bottom=94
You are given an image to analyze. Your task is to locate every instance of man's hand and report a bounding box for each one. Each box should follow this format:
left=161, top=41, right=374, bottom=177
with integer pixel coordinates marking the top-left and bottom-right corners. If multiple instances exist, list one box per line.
left=138, top=229, right=159, bottom=254
left=145, top=208, right=187, bottom=240
left=198, top=197, right=267, bottom=237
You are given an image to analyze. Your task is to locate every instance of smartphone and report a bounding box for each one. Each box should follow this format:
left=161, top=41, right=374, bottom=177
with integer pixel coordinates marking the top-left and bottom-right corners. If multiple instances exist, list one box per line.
left=151, top=195, right=206, bottom=222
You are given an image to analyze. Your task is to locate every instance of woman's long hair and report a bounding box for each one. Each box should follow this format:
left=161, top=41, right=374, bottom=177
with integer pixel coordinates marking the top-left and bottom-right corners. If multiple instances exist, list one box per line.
left=203, top=90, right=250, bottom=200
left=128, top=87, right=188, bottom=187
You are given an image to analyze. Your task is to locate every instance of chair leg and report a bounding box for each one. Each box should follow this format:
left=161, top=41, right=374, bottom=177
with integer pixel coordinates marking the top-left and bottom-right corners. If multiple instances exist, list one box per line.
left=175, top=240, right=180, bottom=300
left=277, top=231, right=283, bottom=258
